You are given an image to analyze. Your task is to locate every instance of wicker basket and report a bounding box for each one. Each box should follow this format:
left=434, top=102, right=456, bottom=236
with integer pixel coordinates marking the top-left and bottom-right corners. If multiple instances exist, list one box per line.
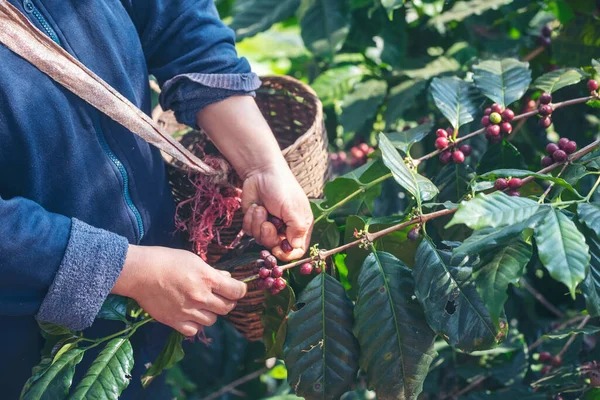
left=155, top=75, right=330, bottom=341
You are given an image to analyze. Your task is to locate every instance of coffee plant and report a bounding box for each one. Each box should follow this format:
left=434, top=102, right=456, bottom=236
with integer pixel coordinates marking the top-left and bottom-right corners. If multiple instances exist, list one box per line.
left=20, top=1, right=600, bottom=400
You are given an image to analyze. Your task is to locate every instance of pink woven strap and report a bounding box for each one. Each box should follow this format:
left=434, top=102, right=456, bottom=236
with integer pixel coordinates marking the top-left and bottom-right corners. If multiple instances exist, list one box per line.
left=0, top=0, right=216, bottom=175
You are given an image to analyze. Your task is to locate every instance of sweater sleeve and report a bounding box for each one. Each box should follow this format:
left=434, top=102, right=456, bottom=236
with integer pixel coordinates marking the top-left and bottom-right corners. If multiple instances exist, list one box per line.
left=120, top=0, right=262, bottom=126
left=0, top=195, right=129, bottom=331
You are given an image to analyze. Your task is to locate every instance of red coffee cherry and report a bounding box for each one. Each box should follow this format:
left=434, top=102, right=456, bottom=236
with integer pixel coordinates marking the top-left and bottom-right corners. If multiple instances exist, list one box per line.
left=546, top=143, right=559, bottom=155
left=260, top=250, right=271, bottom=260
left=494, top=178, right=509, bottom=191
left=508, top=178, right=523, bottom=189
left=481, top=115, right=491, bottom=127
left=508, top=190, right=521, bottom=197
left=553, top=150, right=567, bottom=162
left=541, top=156, right=554, bottom=167
left=274, top=277, right=287, bottom=290
left=436, top=128, right=449, bottom=138
left=264, top=277, right=275, bottom=289
left=540, top=92, right=552, bottom=104
left=500, top=122, right=513, bottom=134
left=490, top=103, right=503, bottom=113
left=281, top=239, right=293, bottom=253
left=268, top=215, right=285, bottom=230
left=314, top=265, right=323, bottom=274
left=439, top=151, right=452, bottom=164
left=557, top=137, right=570, bottom=150
left=539, top=352, right=552, bottom=362
left=452, top=150, right=465, bottom=164
left=501, top=108, right=515, bottom=121
left=264, top=255, right=278, bottom=269
left=539, top=116, right=552, bottom=129
left=270, top=287, right=281, bottom=295
left=358, top=143, right=370, bottom=153
left=487, top=125, right=501, bottom=136
left=551, top=355, right=562, bottom=367
left=564, top=141, right=577, bottom=154
left=299, top=263, right=313, bottom=275
left=435, top=137, right=449, bottom=150
left=271, top=266, right=283, bottom=278
left=539, top=104, right=553, bottom=116
left=407, top=227, right=420, bottom=242
left=459, top=144, right=472, bottom=156
left=588, top=79, right=599, bottom=91
left=483, top=107, right=492, bottom=115
left=259, top=267, right=271, bottom=279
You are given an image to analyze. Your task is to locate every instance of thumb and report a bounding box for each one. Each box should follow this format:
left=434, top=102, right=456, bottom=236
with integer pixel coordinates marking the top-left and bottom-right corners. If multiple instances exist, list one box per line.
left=284, top=200, right=313, bottom=249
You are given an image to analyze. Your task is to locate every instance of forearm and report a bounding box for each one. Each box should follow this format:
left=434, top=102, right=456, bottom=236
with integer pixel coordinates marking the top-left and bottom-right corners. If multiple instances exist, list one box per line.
left=196, top=95, right=288, bottom=179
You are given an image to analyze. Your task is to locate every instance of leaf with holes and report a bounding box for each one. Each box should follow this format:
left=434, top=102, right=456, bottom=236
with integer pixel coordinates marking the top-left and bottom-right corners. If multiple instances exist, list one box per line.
left=534, top=208, right=590, bottom=298
left=340, top=79, right=388, bottom=135
left=379, top=133, right=438, bottom=203
left=577, top=203, right=600, bottom=239
left=385, top=122, right=434, bottom=153
left=283, top=273, right=359, bottom=399
left=230, top=0, right=300, bottom=40
left=354, top=252, right=436, bottom=400
left=262, top=286, right=296, bottom=358
left=298, top=0, right=350, bottom=58
left=384, top=79, right=427, bottom=127
left=20, top=349, right=84, bottom=400
left=473, top=59, right=532, bottom=107
left=580, top=228, right=600, bottom=317
left=141, top=331, right=184, bottom=388
left=429, top=77, right=481, bottom=129
left=311, top=66, right=364, bottom=107
left=69, top=338, right=134, bottom=399
left=532, top=68, right=586, bottom=93
left=473, top=240, right=532, bottom=326
left=413, top=239, right=507, bottom=352
left=447, top=192, right=541, bottom=230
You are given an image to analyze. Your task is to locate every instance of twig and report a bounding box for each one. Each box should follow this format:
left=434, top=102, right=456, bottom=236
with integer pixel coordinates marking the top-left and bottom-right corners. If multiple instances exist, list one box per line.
left=520, top=278, right=565, bottom=318
left=200, top=367, right=269, bottom=400
left=522, top=45, right=547, bottom=62
left=538, top=163, right=569, bottom=203
left=556, top=315, right=592, bottom=359
left=527, top=315, right=586, bottom=352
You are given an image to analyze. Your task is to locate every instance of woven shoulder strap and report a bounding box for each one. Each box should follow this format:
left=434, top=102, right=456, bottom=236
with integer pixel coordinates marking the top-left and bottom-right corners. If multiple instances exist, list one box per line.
left=0, top=1, right=216, bottom=175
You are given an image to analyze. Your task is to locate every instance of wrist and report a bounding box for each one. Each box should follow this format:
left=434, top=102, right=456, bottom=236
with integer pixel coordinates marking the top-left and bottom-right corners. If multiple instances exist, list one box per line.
left=111, top=244, right=144, bottom=299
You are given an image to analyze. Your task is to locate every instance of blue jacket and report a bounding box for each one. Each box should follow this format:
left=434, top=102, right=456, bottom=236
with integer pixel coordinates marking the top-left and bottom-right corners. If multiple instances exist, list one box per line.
left=0, top=0, right=260, bottom=397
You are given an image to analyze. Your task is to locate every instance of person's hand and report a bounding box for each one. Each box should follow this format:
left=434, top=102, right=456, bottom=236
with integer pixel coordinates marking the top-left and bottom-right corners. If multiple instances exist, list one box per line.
left=112, top=245, right=247, bottom=337
left=241, top=162, right=313, bottom=261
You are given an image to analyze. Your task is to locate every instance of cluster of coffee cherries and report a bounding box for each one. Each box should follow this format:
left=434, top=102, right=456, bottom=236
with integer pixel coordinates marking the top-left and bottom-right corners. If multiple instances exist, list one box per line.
left=538, top=351, right=562, bottom=375
left=298, top=261, right=322, bottom=275
left=268, top=215, right=293, bottom=253
left=537, top=25, right=553, bottom=47
left=257, top=250, right=288, bottom=295
left=330, top=143, right=375, bottom=171
left=494, top=177, right=523, bottom=197
left=435, top=128, right=472, bottom=164
left=537, top=92, right=554, bottom=129
left=541, top=137, right=577, bottom=167
left=481, top=104, right=515, bottom=144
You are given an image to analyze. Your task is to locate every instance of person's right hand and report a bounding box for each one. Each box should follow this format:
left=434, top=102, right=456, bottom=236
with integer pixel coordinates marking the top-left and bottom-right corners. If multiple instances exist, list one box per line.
left=111, top=245, right=247, bottom=337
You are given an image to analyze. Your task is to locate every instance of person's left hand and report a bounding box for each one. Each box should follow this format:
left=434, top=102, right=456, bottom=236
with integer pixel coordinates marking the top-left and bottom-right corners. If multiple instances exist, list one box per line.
left=241, top=162, right=313, bottom=261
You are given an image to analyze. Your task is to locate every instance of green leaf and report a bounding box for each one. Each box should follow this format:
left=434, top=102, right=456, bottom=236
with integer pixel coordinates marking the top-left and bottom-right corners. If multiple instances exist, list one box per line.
left=429, top=77, right=481, bottom=129
left=532, top=68, right=585, bottom=93
left=283, top=274, right=359, bottom=400
left=552, top=16, right=600, bottom=67
left=340, top=80, right=388, bottom=135
left=68, top=338, right=133, bottom=399
left=97, top=295, right=129, bottom=322
left=21, top=349, right=84, bottom=400
left=545, top=325, right=600, bottom=339
left=141, top=331, right=184, bottom=388
left=534, top=208, right=590, bottom=298
left=577, top=203, right=600, bottom=238
left=385, top=122, right=434, bottom=153
left=473, top=241, right=532, bottom=326
left=428, top=0, right=514, bottom=25
left=447, top=192, right=541, bottom=230
left=298, top=0, right=350, bottom=58
left=230, top=0, right=300, bottom=41
left=262, top=286, right=296, bottom=358
left=384, top=79, right=427, bottom=127
left=354, top=252, right=436, bottom=400
left=38, top=322, right=73, bottom=337
left=413, top=240, right=506, bottom=351
left=478, top=169, right=578, bottom=195
left=379, top=133, right=438, bottom=203
left=473, top=59, right=532, bottom=107
left=581, top=231, right=600, bottom=317
left=434, top=163, right=475, bottom=204
left=381, top=0, right=404, bottom=15
left=476, top=141, right=526, bottom=175
left=400, top=56, right=461, bottom=80
left=311, top=66, right=364, bottom=107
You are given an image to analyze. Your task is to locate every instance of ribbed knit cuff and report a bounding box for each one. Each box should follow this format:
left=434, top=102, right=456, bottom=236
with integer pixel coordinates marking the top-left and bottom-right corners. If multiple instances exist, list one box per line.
left=159, top=72, right=262, bottom=127
left=36, top=218, right=129, bottom=331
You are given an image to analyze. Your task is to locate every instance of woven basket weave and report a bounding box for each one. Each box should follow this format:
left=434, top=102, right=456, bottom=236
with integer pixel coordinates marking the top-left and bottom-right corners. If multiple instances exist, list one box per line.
left=155, top=75, right=330, bottom=341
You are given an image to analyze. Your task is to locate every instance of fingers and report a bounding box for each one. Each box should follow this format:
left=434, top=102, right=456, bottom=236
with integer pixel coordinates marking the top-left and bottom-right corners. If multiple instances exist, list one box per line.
left=272, top=244, right=308, bottom=261
left=260, top=221, right=280, bottom=249
left=174, top=321, right=203, bottom=337
left=251, top=206, right=268, bottom=242
left=242, top=203, right=257, bottom=236
left=186, top=309, right=219, bottom=326
left=284, top=197, right=313, bottom=250
left=212, top=274, right=247, bottom=300
left=206, top=293, right=237, bottom=315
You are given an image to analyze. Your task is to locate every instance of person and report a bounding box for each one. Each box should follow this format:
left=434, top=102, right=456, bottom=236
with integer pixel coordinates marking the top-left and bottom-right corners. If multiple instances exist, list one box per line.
left=0, top=0, right=313, bottom=398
